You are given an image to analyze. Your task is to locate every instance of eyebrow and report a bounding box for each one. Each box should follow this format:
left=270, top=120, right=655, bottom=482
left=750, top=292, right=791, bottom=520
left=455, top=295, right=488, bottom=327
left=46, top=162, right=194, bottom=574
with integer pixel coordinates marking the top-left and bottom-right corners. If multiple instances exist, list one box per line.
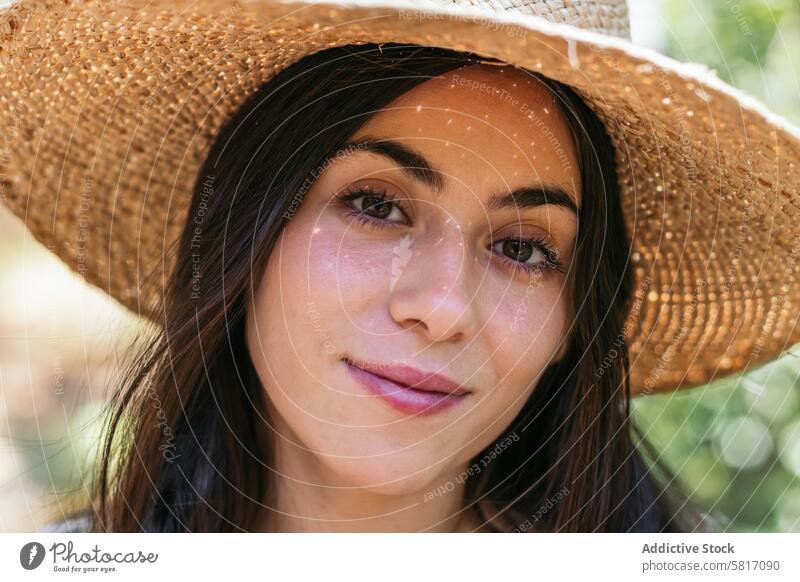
left=342, top=136, right=580, bottom=215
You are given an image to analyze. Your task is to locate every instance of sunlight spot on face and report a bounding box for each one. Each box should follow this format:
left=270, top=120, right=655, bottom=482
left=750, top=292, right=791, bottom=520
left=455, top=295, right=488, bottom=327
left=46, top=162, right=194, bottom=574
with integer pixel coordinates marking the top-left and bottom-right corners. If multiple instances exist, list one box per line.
left=444, top=216, right=461, bottom=230
left=416, top=104, right=422, bottom=112
left=466, top=126, right=472, bottom=131
left=543, top=107, right=550, bottom=114
left=312, top=227, right=321, bottom=235
left=447, top=118, right=453, bottom=125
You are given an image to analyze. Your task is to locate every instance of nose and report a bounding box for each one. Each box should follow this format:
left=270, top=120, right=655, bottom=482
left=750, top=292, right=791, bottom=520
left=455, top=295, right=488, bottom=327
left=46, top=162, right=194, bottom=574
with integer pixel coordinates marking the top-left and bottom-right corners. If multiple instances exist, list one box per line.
left=387, top=228, right=480, bottom=344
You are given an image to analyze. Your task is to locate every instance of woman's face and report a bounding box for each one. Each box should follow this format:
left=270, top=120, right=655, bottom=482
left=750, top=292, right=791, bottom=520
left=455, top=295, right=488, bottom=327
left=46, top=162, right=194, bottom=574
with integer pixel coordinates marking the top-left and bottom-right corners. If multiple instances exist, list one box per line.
left=246, top=65, right=581, bottom=494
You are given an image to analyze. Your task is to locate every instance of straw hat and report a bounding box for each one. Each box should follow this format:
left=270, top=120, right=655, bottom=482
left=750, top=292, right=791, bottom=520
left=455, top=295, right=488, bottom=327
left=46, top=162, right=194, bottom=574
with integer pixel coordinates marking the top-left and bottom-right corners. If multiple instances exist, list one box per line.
left=1, top=0, right=799, bottom=395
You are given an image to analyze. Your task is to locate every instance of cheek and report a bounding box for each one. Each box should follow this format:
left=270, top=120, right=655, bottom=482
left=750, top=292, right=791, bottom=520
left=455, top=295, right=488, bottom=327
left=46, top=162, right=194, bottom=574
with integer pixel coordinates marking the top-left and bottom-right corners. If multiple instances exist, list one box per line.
left=464, top=278, right=567, bottom=440
left=486, top=276, right=568, bottom=385
left=246, top=212, right=399, bottom=393
left=301, top=219, right=403, bottom=325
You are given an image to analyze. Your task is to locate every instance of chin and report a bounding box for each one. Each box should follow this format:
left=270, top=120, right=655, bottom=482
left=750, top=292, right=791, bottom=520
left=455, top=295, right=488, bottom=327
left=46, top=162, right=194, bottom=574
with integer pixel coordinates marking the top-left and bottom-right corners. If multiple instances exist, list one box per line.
left=319, top=448, right=453, bottom=497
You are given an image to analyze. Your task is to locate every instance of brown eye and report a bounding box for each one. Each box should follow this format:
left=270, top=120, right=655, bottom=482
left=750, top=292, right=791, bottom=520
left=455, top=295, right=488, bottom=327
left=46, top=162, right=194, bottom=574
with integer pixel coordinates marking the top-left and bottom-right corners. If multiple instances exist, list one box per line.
left=490, top=236, right=564, bottom=275
left=358, top=195, right=394, bottom=219
left=502, top=239, right=534, bottom=262
left=335, top=185, right=411, bottom=227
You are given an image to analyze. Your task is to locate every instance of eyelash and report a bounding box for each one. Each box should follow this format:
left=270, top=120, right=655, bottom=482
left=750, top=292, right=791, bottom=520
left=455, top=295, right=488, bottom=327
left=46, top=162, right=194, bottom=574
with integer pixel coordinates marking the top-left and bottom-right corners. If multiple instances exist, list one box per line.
left=335, top=186, right=412, bottom=229
left=334, top=186, right=566, bottom=275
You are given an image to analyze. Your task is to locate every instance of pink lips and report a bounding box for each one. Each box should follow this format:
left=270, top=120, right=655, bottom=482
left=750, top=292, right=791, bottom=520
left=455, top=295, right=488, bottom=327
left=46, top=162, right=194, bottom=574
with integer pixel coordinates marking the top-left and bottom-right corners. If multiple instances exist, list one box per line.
left=343, top=357, right=471, bottom=416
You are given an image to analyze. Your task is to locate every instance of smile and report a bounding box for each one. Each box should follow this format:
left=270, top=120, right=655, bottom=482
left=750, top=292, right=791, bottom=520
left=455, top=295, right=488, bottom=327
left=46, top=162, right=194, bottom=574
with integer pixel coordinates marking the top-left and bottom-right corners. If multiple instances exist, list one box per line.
left=343, top=359, right=471, bottom=416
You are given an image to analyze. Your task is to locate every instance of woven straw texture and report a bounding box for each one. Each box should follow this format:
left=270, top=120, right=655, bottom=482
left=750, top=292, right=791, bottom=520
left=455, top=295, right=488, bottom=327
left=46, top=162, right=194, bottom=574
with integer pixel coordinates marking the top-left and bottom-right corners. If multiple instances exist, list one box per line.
left=1, top=0, right=799, bottom=394
left=436, top=0, right=630, bottom=37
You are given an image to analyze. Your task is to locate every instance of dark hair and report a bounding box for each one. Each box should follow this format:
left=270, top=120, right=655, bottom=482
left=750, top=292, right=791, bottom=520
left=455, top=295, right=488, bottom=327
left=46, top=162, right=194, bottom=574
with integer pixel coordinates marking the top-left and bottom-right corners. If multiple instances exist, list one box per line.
left=88, top=43, right=705, bottom=532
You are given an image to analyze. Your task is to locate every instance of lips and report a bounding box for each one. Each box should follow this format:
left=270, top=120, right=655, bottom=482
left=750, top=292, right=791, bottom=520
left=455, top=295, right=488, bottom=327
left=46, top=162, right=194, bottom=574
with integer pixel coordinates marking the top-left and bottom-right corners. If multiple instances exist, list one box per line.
left=343, top=357, right=471, bottom=416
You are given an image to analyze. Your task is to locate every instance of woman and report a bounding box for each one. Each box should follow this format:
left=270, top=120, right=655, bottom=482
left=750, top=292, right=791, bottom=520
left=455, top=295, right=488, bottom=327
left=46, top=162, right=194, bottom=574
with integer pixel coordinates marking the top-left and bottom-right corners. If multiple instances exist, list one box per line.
left=91, top=43, right=700, bottom=533
left=4, top=0, right=797, bottom=532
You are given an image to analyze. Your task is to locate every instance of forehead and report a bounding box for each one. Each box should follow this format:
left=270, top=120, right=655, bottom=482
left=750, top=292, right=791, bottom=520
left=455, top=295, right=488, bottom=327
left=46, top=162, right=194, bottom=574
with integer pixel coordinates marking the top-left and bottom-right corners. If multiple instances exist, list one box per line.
left=349, top=64, right=581, bottom=201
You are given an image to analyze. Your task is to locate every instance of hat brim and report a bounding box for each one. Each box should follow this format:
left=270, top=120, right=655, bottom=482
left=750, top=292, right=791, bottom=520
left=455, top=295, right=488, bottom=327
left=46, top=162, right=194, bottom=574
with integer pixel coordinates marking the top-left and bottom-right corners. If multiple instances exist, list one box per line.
left=2, top=0, right=799, bottom=394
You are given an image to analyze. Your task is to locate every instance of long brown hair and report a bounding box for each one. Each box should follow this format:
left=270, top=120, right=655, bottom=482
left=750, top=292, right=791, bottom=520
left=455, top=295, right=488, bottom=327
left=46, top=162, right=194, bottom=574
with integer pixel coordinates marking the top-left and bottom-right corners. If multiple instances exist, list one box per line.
left=89, top=43, right=704, bottom=532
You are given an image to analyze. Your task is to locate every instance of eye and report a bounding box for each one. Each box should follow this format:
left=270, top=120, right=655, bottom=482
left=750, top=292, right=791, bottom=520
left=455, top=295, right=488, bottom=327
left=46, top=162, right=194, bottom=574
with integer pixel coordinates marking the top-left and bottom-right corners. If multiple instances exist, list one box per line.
left=335, top=185, right=410, bottom=230
left=335, top=185, right=567, bottom=275
left=491, top=236, right=565, bottom=275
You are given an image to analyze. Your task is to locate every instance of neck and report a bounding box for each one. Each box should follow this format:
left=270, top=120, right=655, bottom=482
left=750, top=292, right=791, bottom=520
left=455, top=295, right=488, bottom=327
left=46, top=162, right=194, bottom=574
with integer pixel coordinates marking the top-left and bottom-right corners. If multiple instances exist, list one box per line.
left=256, top=408, right=483, bottom=532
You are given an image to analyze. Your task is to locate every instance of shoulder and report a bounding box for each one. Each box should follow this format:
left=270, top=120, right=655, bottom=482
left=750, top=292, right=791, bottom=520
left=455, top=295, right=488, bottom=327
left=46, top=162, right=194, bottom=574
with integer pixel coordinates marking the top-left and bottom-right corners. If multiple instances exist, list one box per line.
left=40, top=514, right=92, bottom=533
